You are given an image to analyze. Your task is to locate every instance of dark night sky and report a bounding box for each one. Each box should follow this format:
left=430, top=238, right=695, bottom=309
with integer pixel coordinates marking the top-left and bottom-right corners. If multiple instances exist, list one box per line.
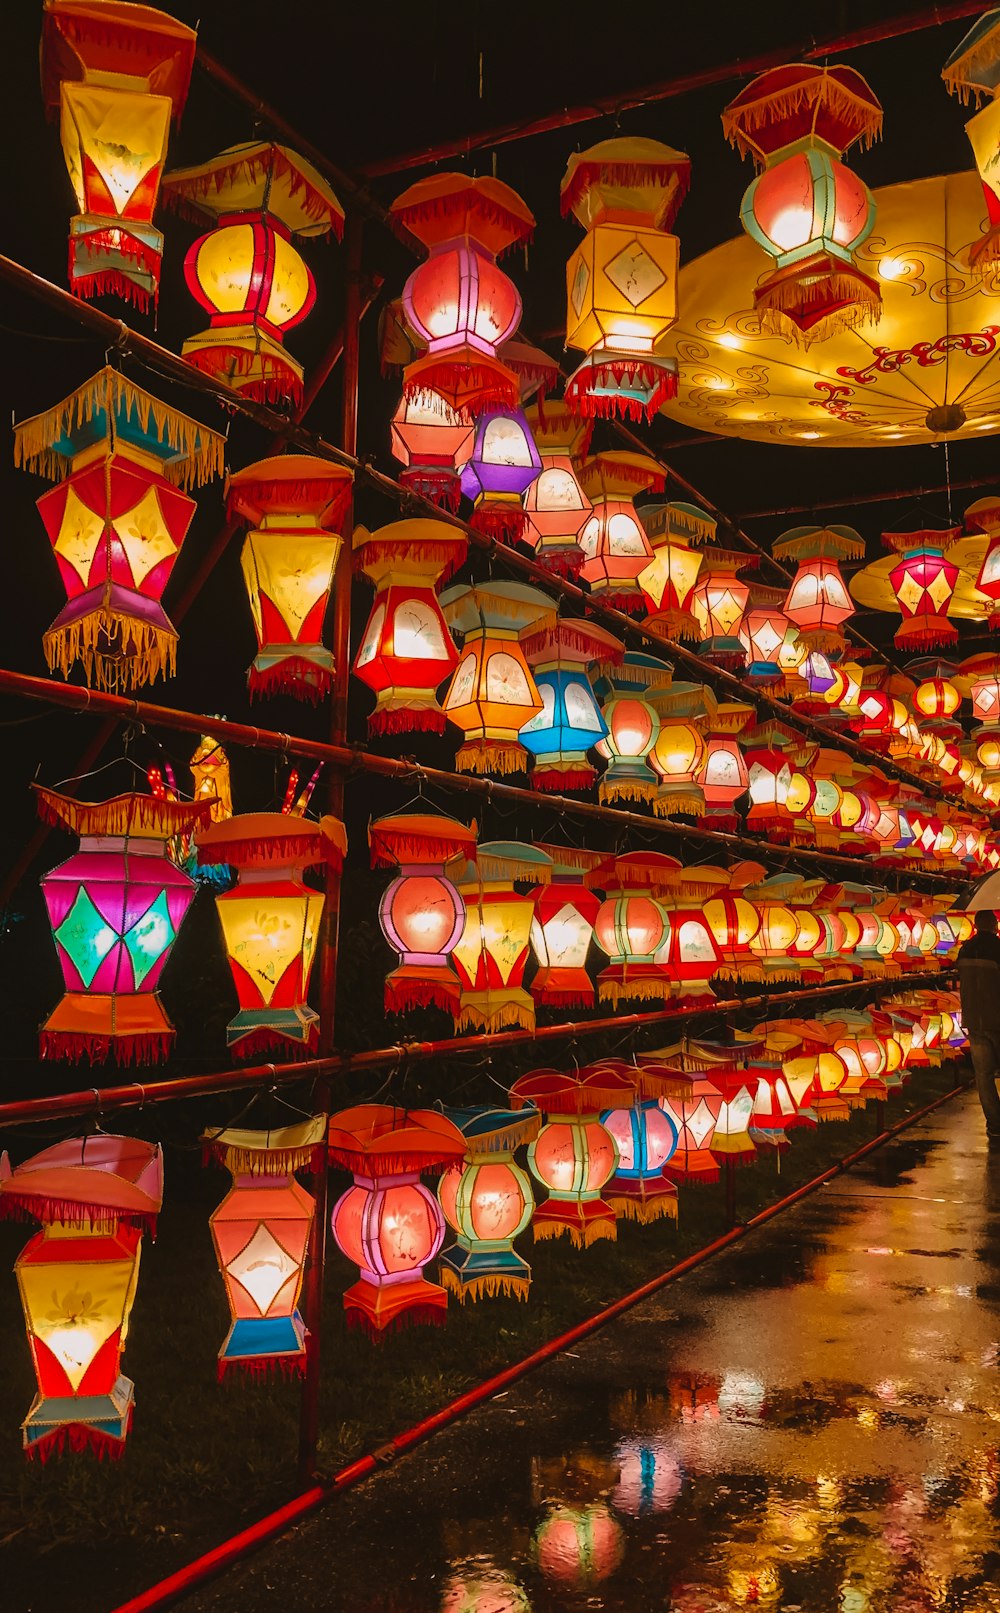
left=0, top=1, right=993, bottom=1079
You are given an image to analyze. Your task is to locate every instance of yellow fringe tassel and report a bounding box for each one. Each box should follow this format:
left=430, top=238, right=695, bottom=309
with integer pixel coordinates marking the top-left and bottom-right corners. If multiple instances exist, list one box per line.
left=943, top=28, right=1000, bottom=104
left=455, top=742, right=527, bottom=776
left=607, top=1193, right=678, bottom=1224
left=598, top=778, right=657, bottom=806
left=532, top=1218, right=617, bottom=1248
left=668, top=504, right=717, bottom=545
left=653, top=793, right=705, bottom=818
left=15, top=368, right=225, bottom=489
left=476, top=848, right=552, bottom=883
left=439, top=1269, right=530, bottom=1302
left=456, top=998, right=535, bottom=1034
left=34, top=784, right=208, bottom=840
left=44, top=612, right=177, bottom=692
left=598, top=980, right=670, bottom=1007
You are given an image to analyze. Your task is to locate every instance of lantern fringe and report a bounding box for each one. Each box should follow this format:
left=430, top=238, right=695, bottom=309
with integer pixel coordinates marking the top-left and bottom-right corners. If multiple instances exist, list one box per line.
left=722, top=76, right=883, bottom=158
left=533, top=985, right=595, bottom=1008
left=392, top=191, right=534, bottom=252
left=713, top=962, right=764, bottom=983
left=163, top=147, right=344, bottom=237
left=794, top=627, right=854, bottom=653
left=354, top=534, right=468, bottom=575
left=598, top=979, right=671, bottom=1007
left=700, top=647, right=750, bottom=672
left=606, top=1191, right=678, bottom=1224
left=598, top=778, right=658, bottom=806
left=439, top=1268, right=530, bottom=1302
left=227, top=476, right=353, bottom=524
left=528, top=545, right=585, bottom=577
left=881, top=529, right=962, bottom=555
left=476, top=846, right=551, bottom=882
left=199, top=818, right=345, bottom=869
left=43, top=611, right=177, bottom=693
left=455, top=742, right=529, bottom=776
left=710, top=1139, right=758, bottom=1165
left=77, top=226, right=162, bottom=274
left=14, top=367, right=225, bottom=489
left=633, top=1068, right=693, bottom=1100
left=654, top=792, right=706, bottom=818
left=34, top=784, right=209, bottom=840
left=206, top=1137, right=323, bottom=1176
left=565, top=361, right=678, bottom=423
left=521, top=621, right=613, bottom=661
left=585, top=458, right=668, bottom=494
left=560, top=159, right=691, bottom=222
left=344, top=1303, right=446, bottom=1339
left=663, top=1160, right=720, bottom=1186
left=398, top=467, right=463, bottom=513
left=369, top=704, right=449, bottom=738
left=703, top=811, right=739, bottom=832
left=71, top=269, right=155, bottom=313
left=247, top=659, right=332, bottom=704
left=402, top=368, right=518, bottom=418
left=468, top=1112, right=542, bottom=1151
left=48, top=9, right=195, bottom=113
left=894, top=624, right=959, bottom=651
left=328, top=1142, right=460, bottom=1175
left=668, top=505, right=718, bottom=545
left=531, top=1216, right=616, bottom=1248
left=470, top=506, right=529, bottom=544
left=531, top=766, right=596, bottom=793
left=456, top=998, right=535, bottom=1034
left=533, top=844, right=603, bottom=873
left=0, top=1194, right=156, bottom=1235
left=230, top=1026, right=318, bottom=1061
left=384, top=977, right=460, bottom=1015
left=183, top=343, right=304, bottom=408
left=593, top=657, right=672, bottom=689
left=39, top=1027, right=173, bottom=1067
left=970, top=226, right=1000, bottom=273
left=943, top=37, right=1000, bottom=103
left=370, top=819, right=474, bottom=866
left=217, top=1353, right=307, bottom=1382
left=26, top=1417, right=131, bottom=1463
left=757, top=274, right=882, bottom=347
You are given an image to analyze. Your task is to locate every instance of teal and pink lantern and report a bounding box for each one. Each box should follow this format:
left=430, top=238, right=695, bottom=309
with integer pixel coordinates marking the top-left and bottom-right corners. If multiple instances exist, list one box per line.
left=196, top=811, right=347, bottom=1058
left=722, top=64, right=882, bottom=343
left=600, top=1060, right=690, bottom=1224
left=438, top=1106, right=540, bottom=1301
left=522, top=401, right=593, bottom=575
left=512, top=1067, right=628, bottom=1248
left=529, top=844, right=606, bottom=1009
left=328, top=1105, right=466, bottom=1336
left=520, top=617, right=622, bottom=792
left=459, top=407, right=542, bottom=542
left=203, top=1117, right=324, bottom=1379
left=0, top=1133, right=163, bottom=1459
left=577, top=451, right=664, bottom=611
left=370, top=811, right=475, bottom=1018
left=37, top=785, right=208, bottom=1064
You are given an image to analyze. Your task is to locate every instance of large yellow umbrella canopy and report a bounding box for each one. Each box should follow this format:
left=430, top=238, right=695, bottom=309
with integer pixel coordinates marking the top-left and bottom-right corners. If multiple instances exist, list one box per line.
left=661, top=169, right=1000, bottom=447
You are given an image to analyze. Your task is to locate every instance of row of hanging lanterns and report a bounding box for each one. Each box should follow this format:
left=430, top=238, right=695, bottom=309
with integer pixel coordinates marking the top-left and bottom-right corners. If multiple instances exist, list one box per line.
left=0, top=996, right=963, bottom=1454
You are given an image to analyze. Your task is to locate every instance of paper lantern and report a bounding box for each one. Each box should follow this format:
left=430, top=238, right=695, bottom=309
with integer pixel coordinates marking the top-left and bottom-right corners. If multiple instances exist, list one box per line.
left=390, top=388, right=474, bottom=512
left=225, top=455, right=354, bottom=701
left=353, top=518, right=466, bottom=735
left=601, top=1065, right=687, bottom=1224
left=459, top=407, right=541, bottom=542
left=592, top=852, right=675, bottom=1006
left=529, top=847, right=604, bottom=1008
left=722, top=64, right=882, bottom=342
left=451, top=843, right=552, bottom=1033
left=440, top=581, right=556, bottom=774
left=393, top=174, right=533, bottom=415
left=203, top=1117, right=324, bottom=1379
left=850, top=527, right=963, bottom=651
left=511, top=1068, right=628, bottom=1248
left=748, top=1060, right=800, bottom=1148
left=163, top=142, right=344, bottom=404
left=520, top=617, right=621, bottom=792
left=14, top=367, right=225, bottom=691
left=369, top=811, right=475, bottom=1017
left=594, top=651, right=673, bottom=804
left=657, top=1064, right=725, bottom=1186
left=438, top=1107, right=539, bottom=1301
left=743, top=723, right=795, bottom=840
left=710, top=1069, right=759, bottom=1168
left=772, top=525, right=862, bottom=652
left=189, top=733, right=232, bottom=822
left=196, top=811, right=347, bottom=1057
left=963, top=498, right=1000, bottom=627
left=691, top=549, right=752, bottom=668
left=657, top=864, right=731, bottom=1006
left=328, top=1105, right=466, bottom=1336
left=740, top=587, right=791, bottom=686
left=41, top=1, right=196, bottom=309
left=704, top=885, right=763, bottom=983
left=637, top=501, right=713, bottom=639
left=649, top=709, right=706, bottom=818
left=577, top=452, right=664, bottom=610
left=747, top=874, right=802, bottom=983
left=37, top=786, right=207, bottom=1063
left=943, top=13, right=1000, bottom=269
left=561, top=136, right=689, bottom=419
left=521, top=401, right=593, bottom=575
left=697, top=703, right=754, bottom=829
left=0, top=1134, right=162, bottom=1459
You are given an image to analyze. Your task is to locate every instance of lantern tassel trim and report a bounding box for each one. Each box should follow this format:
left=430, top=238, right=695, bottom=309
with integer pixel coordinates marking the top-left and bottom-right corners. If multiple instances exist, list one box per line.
left=598, top=779, right=658, bottom=806
left=606, top=1192, right=679, bottom=1224
left=470, top=506, right=529, bottom=544
left=757, top=277, right=883, bottom=346
left=560, top=160, right=691, bottom=223
left=598, top=979, right=672, bottom=1007
left=0, top=1193, right=157, bottom=1235
left=71, top=270, right=156, bottom=313
left=247, top=660, right=333, bottom=704
left=39, top=1028, right=174, bottom=1067
left=217, top=1354, right=307, bottom=1381
left=566, top=362, right=678, bottom=423
left=455, top=743, right=530, bottom=777
left=384, top=978, right=460, bottom=1015
left=43, top=612, right=177, bottom=693
left=439, top=1269, right=531, bottom=1302
left=722, top=79, right=883, bottom=159
left=34, top=784, right=209, bottom=839
left=531, top=766, right=596, bottom=793
left=184, top=344, right=305, bottom=409
left=164, top=148, right=344, bottom=237
left=392, top=193, right=534, bottom=251
left=531, top=1217, right=617, bottom=1248
left=368, top=707, right=449, bottom=737
left=455, top=998, right=536, bottom=1034
left=26, top=1419, right=132, bottom=1463
left=370, top=822, right=474, bottom=866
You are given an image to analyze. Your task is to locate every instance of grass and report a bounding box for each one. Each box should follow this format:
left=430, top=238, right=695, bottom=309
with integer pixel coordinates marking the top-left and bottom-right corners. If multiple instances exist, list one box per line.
left=0, top=1061, right=964, bottom=1613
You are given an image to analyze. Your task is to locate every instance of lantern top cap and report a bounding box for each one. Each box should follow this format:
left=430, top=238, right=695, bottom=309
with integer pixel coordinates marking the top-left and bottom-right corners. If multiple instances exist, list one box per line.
left=520, top=616, right=624, bottom=667
left=439, top=578, right=559, bottom=635
left=510, top=1066, right=636, bottom=1114
left=41, top=0, right=196, bottom=116
left=14, top=366, right=226, bottom=490
left=368, top=812, right=477, bottom=870
left=628, top=1057, right=694, bottom=1101
left=352, top=518, right=469, bottom=572
left=197, top=811, right=347, bottom=871
left=560, top=136, right=691, bottom=230
left=942, top=10, right=1000, bottom=102
left=594, top=650, right=674, bottom=694
left=578, top=450, right=667, bottom=499
left=226, top=455, right=354, bottom=527
left=881, top=526, right=962, bottom=554
left=640, top=500, right=718, bottom=547
left=162, top=143, right=344, bottom=239
left=772, top=524, right=865, bottom=562
left=722, top=63, right=883, bottom=164
left=390, top=173, right=534, bottom=255
left=475, top=841, right=554, bottom=883
left=327, top=1105, right=466, bottom=1174
left=500, top=339, right=561, bottom=404
left=34, top=784, right=210, bottom=841
left=533, top=842, right=609, bottom=876
left=590, top=849, right=682, bottom=894
left=442, top=1105, right=542, bottom=1150
left=203, top=1116, right=327, bottom=1176
left=0, top=1135, right=163, bottom=1231
left=964, top=495, right=1000, bottom=534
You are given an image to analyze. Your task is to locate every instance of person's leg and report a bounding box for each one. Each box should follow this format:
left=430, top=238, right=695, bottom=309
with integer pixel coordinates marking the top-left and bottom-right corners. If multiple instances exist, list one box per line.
left=969, top=1034, right=1000, bottom=1138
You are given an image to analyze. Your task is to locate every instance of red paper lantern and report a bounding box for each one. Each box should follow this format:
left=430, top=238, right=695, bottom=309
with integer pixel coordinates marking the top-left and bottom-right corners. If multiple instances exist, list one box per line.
left=577, top=452, right=664, bottom=610
left=691, top=550, right=752, bottom=668
left=512, top=1068, right=631, bottom=1248
left=529, top=848, right=604, bottom=1008
left=884, top=529, right=962, bottom=651
left=654, top=1045, right=725, bottom=1185
left=369, top=811, right=475, bottom=1016
left=773, top=525, right=862, bottom=652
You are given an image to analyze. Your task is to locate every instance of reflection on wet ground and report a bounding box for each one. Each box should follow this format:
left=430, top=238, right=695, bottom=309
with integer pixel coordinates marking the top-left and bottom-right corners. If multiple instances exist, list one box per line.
left=184, top=1091, right=1000, bottom=1612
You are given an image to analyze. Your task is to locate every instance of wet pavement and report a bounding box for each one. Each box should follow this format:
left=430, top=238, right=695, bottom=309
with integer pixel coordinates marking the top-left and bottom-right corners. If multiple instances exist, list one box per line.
left=182, top=1090, right=1000, bottom=1612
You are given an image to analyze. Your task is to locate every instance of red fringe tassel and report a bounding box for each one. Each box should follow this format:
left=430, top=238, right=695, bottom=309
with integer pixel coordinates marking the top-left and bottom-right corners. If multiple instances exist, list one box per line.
left=185, top=346, right=304, bottom=409
left=217, top=1354, right=306, bottom=1383
left=565, top=363, right=678, bottom=424
left=344, top=1304, right=446, bottom=1340
left=231, top=1026, right=318, bottom=1061
left=39, top=1028, right=173, bottom=1066
left=247, top=660, right=332, bottom=704
left=470, top=506, right=528, bottom=544
left=533, top=987, right=595, bottom=1008
left=399, top=468, right=462, bottom=512
left=26, top=1413, right=132, bottom=1463
left=531, top=766, right=596, bottom=793
left=384, top=979, right=459, bottom=1015
left=368, top=707, right=448, bottom=737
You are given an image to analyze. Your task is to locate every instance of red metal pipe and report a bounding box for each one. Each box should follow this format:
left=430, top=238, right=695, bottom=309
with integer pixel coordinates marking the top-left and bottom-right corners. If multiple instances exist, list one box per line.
left=0, top=973, right=950, bottom=1131
left=738, top=469, right=1000, bottom=523
left=108, top=1074, right=970, bottom=1613
left=360, top=1, right=985, bottom=177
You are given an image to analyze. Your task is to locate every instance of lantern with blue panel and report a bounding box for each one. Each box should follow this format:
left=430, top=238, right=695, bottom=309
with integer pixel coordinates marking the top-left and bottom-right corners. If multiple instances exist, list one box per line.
left=599, top=1059, right=689, bottom=1224
left=438, top=1107, right=540, bottom=1301
left=520, top=617, right=622, bottom=792
left=459, top=407, right=541, bottom=543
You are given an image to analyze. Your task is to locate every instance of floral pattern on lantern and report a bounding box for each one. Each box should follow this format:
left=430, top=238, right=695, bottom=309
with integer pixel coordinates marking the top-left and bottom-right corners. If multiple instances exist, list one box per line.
left=369, top=810, right=475, bottom=1017
left=520, top=617, right=622, bottom=792
left=722, top=64, right=882, bottom=342
left=227, top=455, right=354, bottom=702
left=14, top=367, right=225, bottom=691
left=451, top=842, right=552, bottom=1033
left=522, top=401, right=593, bottom=575
left=512, top=1068, right=630, bottom=1248
left=203, top=1117, right=324, bottom=1379
left=328, top=1105, right=466, bottom=1337
left=577, top=452, right=664, bottom=611
left=438, top=1107, right=539, bottom=1301
left=38, top=786, right=208, bottom=1064
left=441, top=581, right=556, bottom=775
left=42, top=0, right=196, bottom=309
left=354, top=518, right=466, bottom=735
left=0, top=1134, right=163, bottom=1459
left=196, top=811, right=347, bottom=1057
left=163, top=142, right=344, bottom=404
left=561, top=136, right=690, bottom=419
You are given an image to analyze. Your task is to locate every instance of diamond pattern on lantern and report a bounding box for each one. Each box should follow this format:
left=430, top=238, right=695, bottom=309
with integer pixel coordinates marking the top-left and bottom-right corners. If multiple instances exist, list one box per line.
left=54, top=887, right=119, bottom=989
left=571, top=259, right=591, bottom=318
left=123, top=891, right=175, bottom=988
left=925, top=569, right=955, bottom=611
left=112, top=486, right=179, bottom=587
left=686, top=1098, right=717, bottom=1148
left=605, top=240, right=667, bottom=307
left=53, top=484, right=104, bottom=586
left=225, top=1223, right=297, bottom=1314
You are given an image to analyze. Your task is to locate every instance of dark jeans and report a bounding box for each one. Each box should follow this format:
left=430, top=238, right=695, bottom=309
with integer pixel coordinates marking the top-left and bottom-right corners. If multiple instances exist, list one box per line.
left=968, top=1034, right=1000, bottom=1137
